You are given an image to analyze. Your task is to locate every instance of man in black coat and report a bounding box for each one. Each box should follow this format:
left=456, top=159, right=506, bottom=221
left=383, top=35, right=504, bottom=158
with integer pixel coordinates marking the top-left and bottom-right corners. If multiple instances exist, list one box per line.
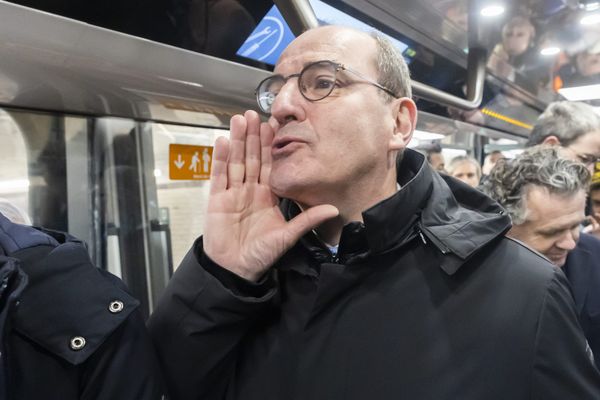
left=0, top=212, right=164, bottom=400
left=149, top=26, right=600, bottom=399
left=481, top=146, right=600, bottom=367
left=521, top=101, right=600, bottom=370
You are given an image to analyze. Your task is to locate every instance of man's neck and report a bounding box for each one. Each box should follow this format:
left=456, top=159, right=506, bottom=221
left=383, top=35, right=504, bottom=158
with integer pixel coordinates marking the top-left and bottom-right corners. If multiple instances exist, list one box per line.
left=308, top=176, right=400, bottom=245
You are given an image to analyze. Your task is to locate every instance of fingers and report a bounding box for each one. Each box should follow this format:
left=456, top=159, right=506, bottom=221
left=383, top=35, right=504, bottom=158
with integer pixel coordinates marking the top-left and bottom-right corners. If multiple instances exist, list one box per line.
left=244, top=111, right=261, bottom=183
left=227, top=115, right=247, bottom=188
left=259, top=122, right=274, bottom=185
left=285, top=205, right=339, bottom=244
left=210, top=136, right=230, bottom=194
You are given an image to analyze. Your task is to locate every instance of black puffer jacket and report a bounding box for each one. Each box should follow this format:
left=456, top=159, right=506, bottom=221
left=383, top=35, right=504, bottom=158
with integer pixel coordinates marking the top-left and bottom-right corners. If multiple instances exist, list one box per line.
left=149, top=149, right=600, bottom=400
left=0, top=214, right=164, bottom=400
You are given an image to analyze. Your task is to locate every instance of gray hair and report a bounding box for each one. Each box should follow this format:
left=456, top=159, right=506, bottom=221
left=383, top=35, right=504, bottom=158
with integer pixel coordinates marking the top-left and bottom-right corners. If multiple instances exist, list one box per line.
left=370, top=31, right=412, bottom=100
left=527, top=101, right=600, bottom=147
left=480, top=146, right=590, bottom=224
left=447, top=156, right=482, bottom=179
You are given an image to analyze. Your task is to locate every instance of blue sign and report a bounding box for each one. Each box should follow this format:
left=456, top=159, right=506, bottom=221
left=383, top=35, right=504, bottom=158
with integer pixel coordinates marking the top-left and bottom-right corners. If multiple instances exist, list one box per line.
left=237, top=6, right=295, bottom=66
left=237, top=1, right=413, bottom=66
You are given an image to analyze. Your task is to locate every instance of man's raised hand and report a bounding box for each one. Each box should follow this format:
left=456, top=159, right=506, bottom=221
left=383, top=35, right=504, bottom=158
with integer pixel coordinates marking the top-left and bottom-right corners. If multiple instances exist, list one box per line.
left=203, top=110, right=338, bottom=282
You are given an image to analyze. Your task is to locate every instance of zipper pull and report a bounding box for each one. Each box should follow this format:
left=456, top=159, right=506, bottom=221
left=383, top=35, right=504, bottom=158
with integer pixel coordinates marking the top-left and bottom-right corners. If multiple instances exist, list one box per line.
left=418, top=229, right=427, bottom=245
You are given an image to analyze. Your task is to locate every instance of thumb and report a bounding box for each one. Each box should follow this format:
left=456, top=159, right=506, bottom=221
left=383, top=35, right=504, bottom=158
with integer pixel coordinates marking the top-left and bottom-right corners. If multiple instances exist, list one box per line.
left=284, top=204, right=339, bottom=244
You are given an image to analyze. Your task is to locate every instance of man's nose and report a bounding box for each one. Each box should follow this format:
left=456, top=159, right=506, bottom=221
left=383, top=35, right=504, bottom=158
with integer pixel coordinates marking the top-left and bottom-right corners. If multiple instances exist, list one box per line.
left=270, top=80, right=305, bottom=125
left=556, top=230, right=579, bottom=251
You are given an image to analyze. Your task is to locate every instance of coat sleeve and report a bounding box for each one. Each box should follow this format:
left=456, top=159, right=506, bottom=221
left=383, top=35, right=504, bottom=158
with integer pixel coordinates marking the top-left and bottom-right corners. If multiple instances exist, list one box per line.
left=147, top=237, right=278, bottom=400
left=531, top=269, right=600, bottom=399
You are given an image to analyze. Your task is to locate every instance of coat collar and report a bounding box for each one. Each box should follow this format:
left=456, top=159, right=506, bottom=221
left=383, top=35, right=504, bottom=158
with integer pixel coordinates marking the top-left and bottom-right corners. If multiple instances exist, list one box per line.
left=280, top=149, right=511, bottom=274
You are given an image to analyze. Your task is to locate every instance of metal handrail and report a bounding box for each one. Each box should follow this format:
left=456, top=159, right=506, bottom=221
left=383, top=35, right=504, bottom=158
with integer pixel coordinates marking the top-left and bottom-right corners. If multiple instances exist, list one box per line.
left=273, top=0, right=486, bottom=110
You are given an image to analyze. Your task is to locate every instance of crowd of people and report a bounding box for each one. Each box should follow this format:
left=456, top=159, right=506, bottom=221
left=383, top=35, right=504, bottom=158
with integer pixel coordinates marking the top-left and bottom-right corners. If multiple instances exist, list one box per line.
left=2, top=23, right=600, bottom=400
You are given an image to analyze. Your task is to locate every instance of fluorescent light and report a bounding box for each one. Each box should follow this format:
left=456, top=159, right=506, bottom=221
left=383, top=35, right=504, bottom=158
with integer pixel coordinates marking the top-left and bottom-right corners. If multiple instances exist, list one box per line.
left=558, top=84, right=600, bottom=101
left=540, top=47, right=560, bottom=56
left=0, top=179, right=29, bottom=193
left=413, top=130, right=445, bottom=140
left=583, top=2, right=600, bottom=11
left=481, top=5, right=505, bottom=17
left=581, top=13, right=600, bottom=25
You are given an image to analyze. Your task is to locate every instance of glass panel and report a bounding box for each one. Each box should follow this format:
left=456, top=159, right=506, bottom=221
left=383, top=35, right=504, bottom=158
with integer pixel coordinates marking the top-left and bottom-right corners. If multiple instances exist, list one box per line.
left=0, top=109, right=31, bottom=225
left=148, top=123, right=228, bottom=269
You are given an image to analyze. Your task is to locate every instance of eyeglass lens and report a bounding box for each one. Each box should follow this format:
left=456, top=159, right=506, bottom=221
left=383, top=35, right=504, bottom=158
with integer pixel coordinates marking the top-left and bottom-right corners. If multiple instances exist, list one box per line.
left=256, top=61, right=338, bottom=114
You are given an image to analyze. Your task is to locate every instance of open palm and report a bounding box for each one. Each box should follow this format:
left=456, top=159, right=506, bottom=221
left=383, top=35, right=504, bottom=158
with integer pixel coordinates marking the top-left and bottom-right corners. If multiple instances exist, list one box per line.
left=203, top=111, right=338, bottom=282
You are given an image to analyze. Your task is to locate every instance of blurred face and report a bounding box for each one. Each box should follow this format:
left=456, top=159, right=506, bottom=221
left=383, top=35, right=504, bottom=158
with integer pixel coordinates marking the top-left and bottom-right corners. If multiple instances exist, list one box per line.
left=451, top=161, right=480, bottom=187
left=502, top=24, right=533, bottom=56
left=267, top=27, right=415, bottom=205
left=429, top=153, right=445, bottom=172
left=563, top=130, right=600, bottom=173
left=508, top=186, right=586, bottom=267
left=590, top=188, right=600, bottom=217
left=576, top=52, right=600, bottom=77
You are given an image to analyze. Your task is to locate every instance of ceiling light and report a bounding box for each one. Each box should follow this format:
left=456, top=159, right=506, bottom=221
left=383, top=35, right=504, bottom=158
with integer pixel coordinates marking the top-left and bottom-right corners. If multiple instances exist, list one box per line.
left=581, top=13, right=600, bottom=24
left=413, top=130, right=445, bottom=140
left=481, top=5, right=505, bottom=17
left=540, top=47, right=561, bottom=56
left=582, top=1, right=600, bottom=11
left=558, top=84, right=600, bottom=100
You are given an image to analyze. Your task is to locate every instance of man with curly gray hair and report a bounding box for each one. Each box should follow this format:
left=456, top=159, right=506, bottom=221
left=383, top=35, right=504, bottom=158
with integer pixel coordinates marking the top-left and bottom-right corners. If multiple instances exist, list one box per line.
left=481, top=145, right=600, bottom=370
left=481, top=146, right=590, bottom=266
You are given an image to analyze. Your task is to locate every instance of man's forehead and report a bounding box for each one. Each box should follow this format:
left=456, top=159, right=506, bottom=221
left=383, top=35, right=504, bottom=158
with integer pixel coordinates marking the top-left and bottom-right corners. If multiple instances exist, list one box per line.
left=275, top=27, right=375, bottom=72
left=524, top=186, right=586, bottom=222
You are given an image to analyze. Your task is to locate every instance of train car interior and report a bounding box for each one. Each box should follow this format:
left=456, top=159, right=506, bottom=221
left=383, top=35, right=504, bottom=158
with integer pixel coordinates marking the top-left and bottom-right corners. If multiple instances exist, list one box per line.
left=0, top=0, right=598, bottom=315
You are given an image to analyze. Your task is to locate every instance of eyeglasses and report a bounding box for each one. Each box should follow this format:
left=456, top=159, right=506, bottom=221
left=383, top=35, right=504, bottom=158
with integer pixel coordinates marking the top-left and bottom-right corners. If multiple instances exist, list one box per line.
left=255, top=60, right=398, bottom=114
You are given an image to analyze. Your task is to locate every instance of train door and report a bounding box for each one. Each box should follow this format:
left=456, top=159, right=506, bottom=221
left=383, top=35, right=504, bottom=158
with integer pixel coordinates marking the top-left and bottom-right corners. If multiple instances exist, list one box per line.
left=139, top=121, right=229, bottom=310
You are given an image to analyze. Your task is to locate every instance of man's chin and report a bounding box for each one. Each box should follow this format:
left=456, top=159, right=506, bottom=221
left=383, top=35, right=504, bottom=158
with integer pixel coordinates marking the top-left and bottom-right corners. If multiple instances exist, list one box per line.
left=549, top=256, right=567, bottom=267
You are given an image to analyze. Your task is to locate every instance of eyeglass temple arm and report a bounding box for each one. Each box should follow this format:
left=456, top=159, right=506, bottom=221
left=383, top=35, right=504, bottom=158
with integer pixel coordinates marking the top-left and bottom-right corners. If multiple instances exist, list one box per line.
left=274, top=0, right=487, bottom=111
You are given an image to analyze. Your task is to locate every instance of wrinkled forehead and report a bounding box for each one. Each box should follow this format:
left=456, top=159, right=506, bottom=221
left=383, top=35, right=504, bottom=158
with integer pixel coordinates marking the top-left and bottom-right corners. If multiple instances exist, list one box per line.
left=275, top=27, right=377, bottom=74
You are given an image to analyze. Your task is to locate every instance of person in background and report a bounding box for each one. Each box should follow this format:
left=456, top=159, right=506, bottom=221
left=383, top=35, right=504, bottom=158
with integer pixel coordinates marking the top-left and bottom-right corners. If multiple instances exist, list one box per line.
left=481, top=145, right=600, bottom=370
left=148, top=25, right=600, bottom=400
left=446, top=155, right=482, bottom=187
left=589, top=164, right=600, bottom=222
left=426, top=144, right=446, bottom=173
left=482, top=150, right=504, bottom=175
left=0, top=209, right=164, bottom=400
left=487, top=15, right=537, bottom=81
left=526, top=101, right=600, bottom=173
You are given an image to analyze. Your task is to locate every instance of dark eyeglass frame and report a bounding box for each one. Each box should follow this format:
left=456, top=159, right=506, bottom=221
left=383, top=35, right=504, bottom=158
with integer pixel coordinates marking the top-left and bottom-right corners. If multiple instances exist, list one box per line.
left=255, top=60, right=398, bottom=114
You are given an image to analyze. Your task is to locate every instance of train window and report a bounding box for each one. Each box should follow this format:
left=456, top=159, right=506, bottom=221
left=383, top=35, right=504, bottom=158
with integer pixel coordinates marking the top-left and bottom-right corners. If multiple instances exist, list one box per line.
left=0, top=109, right=30, bottom=225
left=147, top=122, right=227, bottom=270
left=0, top=108, right=92, bottom=239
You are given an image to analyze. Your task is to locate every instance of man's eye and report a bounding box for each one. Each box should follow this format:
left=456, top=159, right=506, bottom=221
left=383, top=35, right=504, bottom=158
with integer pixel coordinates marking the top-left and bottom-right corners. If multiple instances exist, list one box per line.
left=313, top=78, right=335, bottom=90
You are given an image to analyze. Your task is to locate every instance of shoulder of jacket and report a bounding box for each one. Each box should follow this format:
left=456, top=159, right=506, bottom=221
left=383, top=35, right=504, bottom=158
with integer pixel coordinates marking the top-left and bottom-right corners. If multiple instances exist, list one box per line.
left=11, top=239, right=140, bottom=366
left=491, top=236, right=561, bottom=282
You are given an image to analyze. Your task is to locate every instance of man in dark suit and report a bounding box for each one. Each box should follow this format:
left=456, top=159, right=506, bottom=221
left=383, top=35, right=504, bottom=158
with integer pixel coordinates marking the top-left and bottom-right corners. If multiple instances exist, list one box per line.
left=564, top=233, right=600, bottom=369
left=481, top=145, right=600, bottom=368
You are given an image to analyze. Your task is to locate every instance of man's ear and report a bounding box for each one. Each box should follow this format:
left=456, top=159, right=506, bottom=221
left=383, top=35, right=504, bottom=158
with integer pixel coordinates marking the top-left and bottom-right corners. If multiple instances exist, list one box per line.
left=389, top=98, right=417, bottom=150
left=541, top=135, right=562, bottom=146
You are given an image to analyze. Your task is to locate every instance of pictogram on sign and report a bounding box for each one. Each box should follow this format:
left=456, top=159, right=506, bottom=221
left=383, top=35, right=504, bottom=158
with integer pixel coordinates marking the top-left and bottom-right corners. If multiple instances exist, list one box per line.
left=169, top=144, right=213, bottom=180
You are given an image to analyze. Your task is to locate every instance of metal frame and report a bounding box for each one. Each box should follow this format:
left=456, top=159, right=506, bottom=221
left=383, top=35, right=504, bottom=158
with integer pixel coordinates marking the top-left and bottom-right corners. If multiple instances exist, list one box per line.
left=274, top=0, right=486, bottom=110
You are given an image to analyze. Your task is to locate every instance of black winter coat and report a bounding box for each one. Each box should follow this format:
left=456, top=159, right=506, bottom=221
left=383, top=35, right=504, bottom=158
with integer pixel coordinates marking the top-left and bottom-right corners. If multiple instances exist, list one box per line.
left=149, top=149, right=600, bottom=400
left=0, top=214, right=164, bottom=400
